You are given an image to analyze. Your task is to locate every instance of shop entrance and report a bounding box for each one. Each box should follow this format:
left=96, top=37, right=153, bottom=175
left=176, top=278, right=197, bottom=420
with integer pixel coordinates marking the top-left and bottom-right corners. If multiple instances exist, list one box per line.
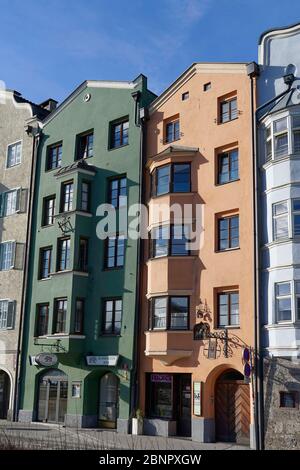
left=0, top=370, right=10, bottom=420
left=215, top=369, right=250, bottom=444
left=99, top=373, right=119, bottom=429
left=37, top=369, right=68, bottom=424
left=147, top=373, right=192, bottom=437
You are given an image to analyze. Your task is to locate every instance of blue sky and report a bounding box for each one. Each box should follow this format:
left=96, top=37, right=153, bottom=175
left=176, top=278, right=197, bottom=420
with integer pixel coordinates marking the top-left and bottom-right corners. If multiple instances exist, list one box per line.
left=1, top=0, right=300, bottom=104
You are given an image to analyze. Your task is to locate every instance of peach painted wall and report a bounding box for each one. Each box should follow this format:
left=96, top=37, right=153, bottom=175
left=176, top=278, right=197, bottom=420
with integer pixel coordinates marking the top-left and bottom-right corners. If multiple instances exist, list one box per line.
left=139, top=64, right=256, bottom=421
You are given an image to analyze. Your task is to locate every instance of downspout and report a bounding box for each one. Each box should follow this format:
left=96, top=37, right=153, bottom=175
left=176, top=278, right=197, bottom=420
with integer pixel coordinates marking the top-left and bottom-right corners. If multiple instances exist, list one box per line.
left=13, top=121, right=41, bottom=421
left=130, top=89, right=143, bottom=422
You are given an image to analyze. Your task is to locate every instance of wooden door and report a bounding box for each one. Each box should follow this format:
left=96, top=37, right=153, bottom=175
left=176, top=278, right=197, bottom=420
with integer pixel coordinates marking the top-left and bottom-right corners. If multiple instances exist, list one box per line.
left=215, top=381, right=250, bottom=443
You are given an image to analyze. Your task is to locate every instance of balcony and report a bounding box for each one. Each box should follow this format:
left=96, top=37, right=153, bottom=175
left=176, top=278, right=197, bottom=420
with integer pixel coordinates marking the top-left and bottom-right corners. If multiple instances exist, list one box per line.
left=144, top=330, right=193, bottom=365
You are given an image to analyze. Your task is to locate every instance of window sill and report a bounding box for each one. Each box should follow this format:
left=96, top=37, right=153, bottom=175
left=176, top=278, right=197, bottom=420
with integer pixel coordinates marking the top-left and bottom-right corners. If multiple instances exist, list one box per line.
left=147, top=329, right=191, bottom=333
left=147, top=255, right=196, bottom=262
left=217, top=117, right=239, bottom=125
left=216, top=325, right=240, bottom=330
left=100, top=334, right=122, bottom=337
left=41, top=224, right=55, bottom=229
left=103, top=266, right=124, bottom=271
left=6, top=162, right=22, bottom=169
left=38, top=277, right=52, bottom=282
left=216, top=178, right=240, bottom=187
left=215, top=247, right=240, bottom=253
left=45, top=166, right=61, bottom=173
left=164, top=137, right=181, bottom=145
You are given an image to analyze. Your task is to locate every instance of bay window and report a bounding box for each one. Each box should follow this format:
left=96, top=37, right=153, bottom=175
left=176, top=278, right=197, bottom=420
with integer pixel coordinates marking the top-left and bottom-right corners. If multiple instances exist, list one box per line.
left=150, top=296, right=189, bottom=330
left=150, top=225, right=190, bottom=258
left=264, top=114, right=300, bottom=162
left=273, top=199, right=300, bottom=240
left=275, top=280, right=300, bottom=323
left=151, top=163, right=191, bottom=196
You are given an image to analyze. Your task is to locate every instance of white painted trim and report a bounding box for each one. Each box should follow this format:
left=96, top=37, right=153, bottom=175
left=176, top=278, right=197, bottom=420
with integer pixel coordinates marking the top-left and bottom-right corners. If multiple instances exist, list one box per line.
left=259, top=23, right=300, bottom=65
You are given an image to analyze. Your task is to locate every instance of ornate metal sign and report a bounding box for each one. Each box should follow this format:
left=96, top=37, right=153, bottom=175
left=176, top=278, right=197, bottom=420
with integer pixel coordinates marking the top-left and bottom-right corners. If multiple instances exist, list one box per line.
left=35, top=352, right=58, bottom=367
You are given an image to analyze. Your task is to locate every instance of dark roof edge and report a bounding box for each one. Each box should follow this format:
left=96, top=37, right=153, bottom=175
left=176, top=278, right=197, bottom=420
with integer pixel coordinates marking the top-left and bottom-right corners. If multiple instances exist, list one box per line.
left=259, top=22, right=300, bottom=45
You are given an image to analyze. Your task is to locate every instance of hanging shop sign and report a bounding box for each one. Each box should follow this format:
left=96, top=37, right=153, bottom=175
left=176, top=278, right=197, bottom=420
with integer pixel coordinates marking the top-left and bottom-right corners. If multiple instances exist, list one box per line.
left=193, top=382, right=202, bottom=416
left=86, top=355, right=119, bottom=367
left=35, top=353, right=58, bottom=367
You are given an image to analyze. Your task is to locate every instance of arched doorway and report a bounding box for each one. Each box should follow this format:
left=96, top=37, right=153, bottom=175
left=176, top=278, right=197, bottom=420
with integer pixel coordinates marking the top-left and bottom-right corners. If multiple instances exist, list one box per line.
left=98, top=373, right=119, bottom=429
left=37, top=369, right=68, bottom=424
left=0, top=370, right=10, bottom=419
left=215, top=369, right=250, bottom=444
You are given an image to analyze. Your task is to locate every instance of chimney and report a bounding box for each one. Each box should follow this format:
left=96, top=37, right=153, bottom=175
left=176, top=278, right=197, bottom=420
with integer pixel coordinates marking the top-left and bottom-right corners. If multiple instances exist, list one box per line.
left=39, top=98, right=58, bottom=112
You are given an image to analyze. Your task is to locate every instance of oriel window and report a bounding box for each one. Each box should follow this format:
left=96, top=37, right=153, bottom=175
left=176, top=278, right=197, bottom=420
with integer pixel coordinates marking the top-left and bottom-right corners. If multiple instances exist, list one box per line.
left=76, top=131, right=94, bottom=159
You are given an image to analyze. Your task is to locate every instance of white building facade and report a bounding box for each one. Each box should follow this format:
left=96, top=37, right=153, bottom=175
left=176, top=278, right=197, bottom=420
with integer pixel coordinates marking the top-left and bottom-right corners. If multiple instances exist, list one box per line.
left=258, top=23, right=300, bottom=449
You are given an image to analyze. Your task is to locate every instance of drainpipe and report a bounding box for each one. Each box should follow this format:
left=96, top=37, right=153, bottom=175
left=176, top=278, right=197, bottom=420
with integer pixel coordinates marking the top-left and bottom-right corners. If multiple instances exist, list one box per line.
left=13, top=122, right=41, bottom=421
left=130, top=89, right=143, bottom=423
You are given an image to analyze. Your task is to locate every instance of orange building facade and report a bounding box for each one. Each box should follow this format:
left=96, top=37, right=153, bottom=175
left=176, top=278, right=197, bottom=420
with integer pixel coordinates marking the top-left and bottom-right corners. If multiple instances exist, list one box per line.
left=139, top=63, right=256, bottom=446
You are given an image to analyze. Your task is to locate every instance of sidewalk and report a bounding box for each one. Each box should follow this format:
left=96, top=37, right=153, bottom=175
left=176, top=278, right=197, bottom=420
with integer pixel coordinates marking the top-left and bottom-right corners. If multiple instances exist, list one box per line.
left=0, top=420, right=249, bottom=450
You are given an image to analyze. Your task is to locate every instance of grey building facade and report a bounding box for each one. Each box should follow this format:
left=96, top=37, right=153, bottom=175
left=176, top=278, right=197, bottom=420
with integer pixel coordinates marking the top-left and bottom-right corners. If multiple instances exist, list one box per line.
left=0, top=89, right=50, bottom=420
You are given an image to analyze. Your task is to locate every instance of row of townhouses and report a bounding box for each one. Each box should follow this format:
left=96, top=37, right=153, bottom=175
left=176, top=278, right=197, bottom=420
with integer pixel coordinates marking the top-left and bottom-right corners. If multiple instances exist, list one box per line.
left=0, top=23, right=300, bottom=450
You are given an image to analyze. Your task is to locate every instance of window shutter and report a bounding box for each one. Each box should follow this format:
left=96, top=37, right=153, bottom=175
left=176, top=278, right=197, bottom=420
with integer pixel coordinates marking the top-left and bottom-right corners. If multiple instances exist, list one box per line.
left=6, top=301, right=16, bottom=329
left=19, top=188, right=28, bottom=213
left=13, top=243, right=25, bottom=270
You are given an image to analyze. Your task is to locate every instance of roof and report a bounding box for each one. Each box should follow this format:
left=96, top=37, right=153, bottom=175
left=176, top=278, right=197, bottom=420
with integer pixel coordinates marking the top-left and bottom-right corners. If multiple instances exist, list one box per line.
left=12, top=91, right=50, bottom=120
left=54, top=159, right=97, bottom=177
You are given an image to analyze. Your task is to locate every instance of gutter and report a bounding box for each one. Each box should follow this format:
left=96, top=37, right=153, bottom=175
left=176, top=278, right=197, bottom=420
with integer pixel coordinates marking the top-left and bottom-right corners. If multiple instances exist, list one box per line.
left=13, top=123, right=41, bottom=421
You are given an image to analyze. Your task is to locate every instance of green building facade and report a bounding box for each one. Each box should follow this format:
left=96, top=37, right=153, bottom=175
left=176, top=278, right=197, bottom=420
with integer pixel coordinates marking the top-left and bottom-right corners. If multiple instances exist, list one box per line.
left=18, top=75, right=155, bottom=431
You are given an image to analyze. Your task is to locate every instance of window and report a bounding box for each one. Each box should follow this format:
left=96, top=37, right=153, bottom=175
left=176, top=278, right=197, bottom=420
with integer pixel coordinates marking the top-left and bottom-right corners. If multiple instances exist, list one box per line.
left=57, top=238, right=71, bottom=271
left=274, top=118, right=288, bottom=159
left=150, top=296, right=189, bottom=330
left=0, top=242, right=15, bottom=271
left=273, top=201, right=289, bottom=240
left=61, top=181, right=73, bottom=213
left=292, top=199, right=300, bottom=236
left=78, top=237, right=88, bottom=272
left=151, top=163, right=191, bottom=196
left=182, top=92, right=189, bottom=101
left=296, top=281, right=300, bottom=321
left=80, top=181, right=90, bottom=212
left=53, top=298, right=67, bottom=334
left=204, top=82, right=211, bottom=91
left=110, top=119, right=129, bottom=149
left=7, top=141, right=22, bottom=168
left=42, top=196, right=55, bottom=226
left=265, top=125, right=272, bottom=162
left=220, top=97, right=237, bottom=123
left=280, top=391, right=297, bottom=408
left=217, top=149, right=239, bottom=184
left=105, top=235, right=125, bottom=268
left=36, top=304, right=49, bottom=336
left=102, top=299, right=122, bottom=335
left=76, top=131, right=94, bottom=160
left=148, top=374, right=173, bottom=419
left=165, top=119, right=180, bottom=143
left=150, top=225, right=190, bottom=258
left=39, top=247, right=52, bottom=279
left=74, top=299, right=84, bottom=334
left=0, top=189, right=21, bottom=217
left=0, top=300, right=15, bottom=330
left=218, top=291, right=239, bottom=327
left=47, top=143, right=62, bottom=170
left=108, top=177, right=127, bottom=208
left=276, top=282, right=292, bottom=322
left=218, top=215, right=239, bottom=250
left=293, top=116, right=300, bottom=153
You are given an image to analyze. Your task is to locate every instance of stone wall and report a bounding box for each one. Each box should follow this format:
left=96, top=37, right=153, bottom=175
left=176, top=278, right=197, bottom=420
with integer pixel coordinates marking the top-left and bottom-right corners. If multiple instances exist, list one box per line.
left=264, top=357, right=300, bottom=449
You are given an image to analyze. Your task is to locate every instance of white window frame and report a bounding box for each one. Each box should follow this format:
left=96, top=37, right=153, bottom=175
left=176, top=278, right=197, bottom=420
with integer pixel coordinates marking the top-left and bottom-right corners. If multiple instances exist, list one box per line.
left=0, top=299, right=15, bottom=330
left=0, top=241, right=16, bottom=271
left=275, top=280, right=300, bottom=324
left=272, top=198, right=300, bottom=241
left=6, top=140, right=22, bottom=168
left=264, top=112, right=300, bottom=163
left=0, top=187, right=21, bottom=217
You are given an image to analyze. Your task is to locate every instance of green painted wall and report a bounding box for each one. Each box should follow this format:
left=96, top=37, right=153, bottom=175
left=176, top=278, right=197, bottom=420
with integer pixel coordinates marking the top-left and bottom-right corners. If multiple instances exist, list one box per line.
left=19, top=75, right=155, bottom=425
